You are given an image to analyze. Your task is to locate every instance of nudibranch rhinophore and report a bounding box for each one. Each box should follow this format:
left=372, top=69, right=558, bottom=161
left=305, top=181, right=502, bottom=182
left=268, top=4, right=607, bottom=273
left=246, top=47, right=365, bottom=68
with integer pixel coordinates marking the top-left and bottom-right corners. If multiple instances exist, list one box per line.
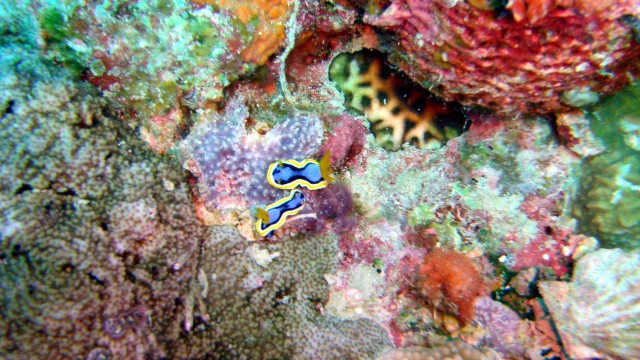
left=255, top=189, right=306, bottom=237
left=266, top=151, right=334, bottom=190
left=329, top=50, right=469, bottom=151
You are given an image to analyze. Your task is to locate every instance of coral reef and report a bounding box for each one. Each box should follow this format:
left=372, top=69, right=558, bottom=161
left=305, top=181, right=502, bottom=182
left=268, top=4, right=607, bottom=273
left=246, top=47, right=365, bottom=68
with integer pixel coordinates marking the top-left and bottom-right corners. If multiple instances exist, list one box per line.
left=362, top=0, right=640, bottom=115
left=4, top=0, right=640, bottom=357
left=573, top=82, right=640, bottom=250
left=574, top=151, right=640, bottom=249
left=0, top=41, right=205, bottom=358
left=329, top=50, right=468, bottom=150
left=176, top=225, right=392, bottom=359
left=196, top=0, right=292, bottom=65
left=417, top=249, right=487, bottom=324
left=180, top=99, right=324, bottom=214
left=472, top=297, right=527, bottom=359
left=376, top=341, right=500, bottom=360
left=539, top=248, right=640, bottom=359
left=26, top=0, right=291, bottom=152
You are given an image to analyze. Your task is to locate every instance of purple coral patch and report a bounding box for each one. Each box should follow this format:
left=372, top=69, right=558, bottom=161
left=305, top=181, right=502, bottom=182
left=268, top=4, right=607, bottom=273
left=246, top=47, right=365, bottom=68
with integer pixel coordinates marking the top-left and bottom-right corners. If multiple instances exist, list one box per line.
left=181, top=100, right=324, bottom=211
left=103, top=316, right=127, bottom=339
left=87, top=348, right=111, bottom=360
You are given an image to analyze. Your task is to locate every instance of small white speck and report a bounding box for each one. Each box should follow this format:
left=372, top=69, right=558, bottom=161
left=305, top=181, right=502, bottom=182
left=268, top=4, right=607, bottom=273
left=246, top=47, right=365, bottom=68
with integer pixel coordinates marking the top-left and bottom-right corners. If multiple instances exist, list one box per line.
left=542, top=254, right=551, bottom=261
left=172, top=263, right=181, bottom=271
left=162, top=178, right=175, bottom=191
left=498, top=255, right=507, bottom=263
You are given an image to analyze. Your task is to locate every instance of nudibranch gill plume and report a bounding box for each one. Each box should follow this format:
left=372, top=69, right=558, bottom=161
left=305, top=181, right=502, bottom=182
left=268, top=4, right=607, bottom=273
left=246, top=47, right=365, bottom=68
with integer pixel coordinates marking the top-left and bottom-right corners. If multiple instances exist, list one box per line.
left=255, top=189, right=306, bottom=237
left=266, top=151, right=334, bottom=190
left=329, top=50, right=469, bottom=151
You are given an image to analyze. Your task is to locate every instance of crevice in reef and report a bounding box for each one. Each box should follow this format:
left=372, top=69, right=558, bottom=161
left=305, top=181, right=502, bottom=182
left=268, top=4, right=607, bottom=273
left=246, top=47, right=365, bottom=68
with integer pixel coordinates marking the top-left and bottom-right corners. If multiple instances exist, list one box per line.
left=328, top=49, right=470, bottom=151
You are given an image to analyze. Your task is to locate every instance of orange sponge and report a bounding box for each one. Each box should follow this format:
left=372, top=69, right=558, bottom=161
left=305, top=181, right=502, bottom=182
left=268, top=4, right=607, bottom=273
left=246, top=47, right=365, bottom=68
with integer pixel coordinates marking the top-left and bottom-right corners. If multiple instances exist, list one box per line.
left=417, top=248, right=487, bottom=324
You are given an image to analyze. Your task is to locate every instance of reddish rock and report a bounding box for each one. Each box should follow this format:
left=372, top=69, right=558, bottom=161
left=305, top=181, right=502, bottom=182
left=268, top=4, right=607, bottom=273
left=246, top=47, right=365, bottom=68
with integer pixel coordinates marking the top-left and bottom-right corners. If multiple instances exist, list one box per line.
left=364, top=0, right=640, bottom=115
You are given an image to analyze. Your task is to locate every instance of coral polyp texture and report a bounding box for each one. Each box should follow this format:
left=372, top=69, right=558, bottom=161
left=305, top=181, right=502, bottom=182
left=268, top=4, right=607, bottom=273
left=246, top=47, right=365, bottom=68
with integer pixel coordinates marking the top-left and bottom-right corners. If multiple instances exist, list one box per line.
left=182, top=226, right=392, bottom=359
left=329, top=51, right=469, bottom=150
left=573, top=82, right=640, bottom=249
left=363, top=0, right=640, bottom=115
left=5, top=0, right=640, bottom=357
left=0, top=42, right=205, bottom=358
left=539, top=248, right=640, bottom=359
left=376, top=341, right=500, bottom=360
left=180, top=100, right=324, bottom=212
left=574, top=151, right=640, bottom=249
left=27, top=0, right=293, bottom=153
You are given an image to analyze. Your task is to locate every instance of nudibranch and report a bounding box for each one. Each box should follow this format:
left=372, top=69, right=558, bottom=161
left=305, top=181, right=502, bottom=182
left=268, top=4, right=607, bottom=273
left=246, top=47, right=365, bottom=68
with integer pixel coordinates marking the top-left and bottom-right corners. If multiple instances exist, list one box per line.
left=266, top=151, right=334, bottom=190
left=329, top=50, right=469, bottom=151
left=255, top=189, right=305, bottom=237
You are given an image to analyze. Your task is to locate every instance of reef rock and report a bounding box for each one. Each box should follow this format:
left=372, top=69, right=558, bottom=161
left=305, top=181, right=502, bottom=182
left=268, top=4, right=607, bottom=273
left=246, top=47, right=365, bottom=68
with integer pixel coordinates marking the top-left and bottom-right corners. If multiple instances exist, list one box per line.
left=363, top=0, right=640, bottom=115
left=539, top=248, right=640, bottom=359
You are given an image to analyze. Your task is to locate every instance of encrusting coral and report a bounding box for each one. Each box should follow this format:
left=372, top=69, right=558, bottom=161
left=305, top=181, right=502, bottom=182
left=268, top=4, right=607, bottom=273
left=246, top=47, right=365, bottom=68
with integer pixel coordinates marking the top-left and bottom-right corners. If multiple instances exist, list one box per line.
left=0, top=40, right=205, bottom=358
left=180, top=99, right=324, bottom=213
left=362, top=0, right=640, bottom=115
left=25, top=0, right=288, bottom=153
left=573, top=82, right=640, bottom=250
left=192, top=0, right=292, bottom=65
left=539, top=248, right=640, bottom=359
left=175, top=225, right=392, bottom=359
left=574, top=151, right=640, bottom=249
left=376, top=341, right=500, bottom=360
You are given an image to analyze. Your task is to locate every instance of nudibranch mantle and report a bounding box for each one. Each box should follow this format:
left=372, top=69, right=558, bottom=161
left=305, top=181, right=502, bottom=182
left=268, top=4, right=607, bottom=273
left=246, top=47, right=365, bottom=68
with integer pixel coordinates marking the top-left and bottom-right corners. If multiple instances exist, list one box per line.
left=255, top=189, right=305, bottom=237
left=266, top=151, right=334, bottom=190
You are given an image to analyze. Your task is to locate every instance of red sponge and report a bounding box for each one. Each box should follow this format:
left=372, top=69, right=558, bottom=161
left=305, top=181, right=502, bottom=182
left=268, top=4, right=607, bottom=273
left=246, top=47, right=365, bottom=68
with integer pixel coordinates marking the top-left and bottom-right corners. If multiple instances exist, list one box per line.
left=417, top=248, right=487, bottom=324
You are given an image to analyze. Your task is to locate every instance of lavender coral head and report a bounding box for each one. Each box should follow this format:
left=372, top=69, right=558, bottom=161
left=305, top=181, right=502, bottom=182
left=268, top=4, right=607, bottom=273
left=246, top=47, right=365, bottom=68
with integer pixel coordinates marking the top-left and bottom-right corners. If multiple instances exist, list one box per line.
left=181, top=100, right=324, bottom=211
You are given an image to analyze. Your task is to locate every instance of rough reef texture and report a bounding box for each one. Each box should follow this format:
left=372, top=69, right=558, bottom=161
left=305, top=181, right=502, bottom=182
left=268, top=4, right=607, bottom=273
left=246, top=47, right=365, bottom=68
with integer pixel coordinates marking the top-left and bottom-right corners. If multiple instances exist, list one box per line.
left=5, top=0, right=640, bottom=357
left=192, top=0, right=291, bottom=65
left=175, top=225, right=392, bottom=359
left=376, top=341, right=500, bottom=360
left=0, top=42, right=205, bottom=358
left=417, top=249, right=487, bottom=324
left=324, top=113, right=581, bottom=348
left=472, top=297, right=527, bottom=359
left=26, top=0, right=295, bottom=153
left=363, top=0, right=640, bottom=115
left=573, top=82, right=640, bottom=250
left=539, top=248, right=640, bottom=359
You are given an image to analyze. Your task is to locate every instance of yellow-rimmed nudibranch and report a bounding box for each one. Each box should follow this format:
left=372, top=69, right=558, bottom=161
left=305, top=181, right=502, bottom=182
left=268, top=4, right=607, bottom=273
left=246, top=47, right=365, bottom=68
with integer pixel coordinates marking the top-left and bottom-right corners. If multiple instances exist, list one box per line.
left=266, top=151, right=334, bottom=190
left=255, top=189, right=306, bottom=237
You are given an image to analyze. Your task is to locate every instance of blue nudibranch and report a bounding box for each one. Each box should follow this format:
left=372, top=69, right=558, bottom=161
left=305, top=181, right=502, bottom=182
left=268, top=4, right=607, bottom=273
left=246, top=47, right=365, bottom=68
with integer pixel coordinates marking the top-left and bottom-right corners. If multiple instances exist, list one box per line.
left=255, top=189, right=306, bottom=237
left=266, top=151, right=334, bottom=190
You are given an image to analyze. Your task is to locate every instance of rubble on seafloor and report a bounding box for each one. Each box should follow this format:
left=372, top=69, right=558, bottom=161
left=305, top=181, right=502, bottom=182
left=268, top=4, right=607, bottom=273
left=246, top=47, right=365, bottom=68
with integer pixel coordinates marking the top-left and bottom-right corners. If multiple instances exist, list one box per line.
left=2, top=0, right=640, bottom=359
